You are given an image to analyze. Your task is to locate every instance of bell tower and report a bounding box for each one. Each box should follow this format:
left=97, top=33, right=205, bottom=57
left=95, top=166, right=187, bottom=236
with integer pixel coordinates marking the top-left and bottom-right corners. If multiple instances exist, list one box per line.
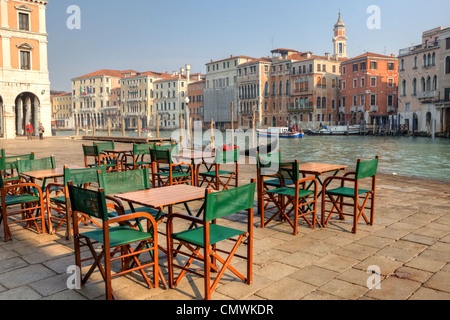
left=333, top=12, right=348, bottom=59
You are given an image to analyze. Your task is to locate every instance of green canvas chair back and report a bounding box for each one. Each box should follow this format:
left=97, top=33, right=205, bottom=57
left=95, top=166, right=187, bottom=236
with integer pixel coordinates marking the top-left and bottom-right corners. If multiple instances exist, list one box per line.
left=150, top=148, right=173, bottom=165
left=155, top=143, right=179, bottom=153
left=134, top=143, right=155, bottom=156
left=257, top=151, right=281, bottom=176
left=68, top=184, right=109, bottom=222
left=98, top=168, right=150, bottom=195
left=355, top=157, right=379, bottom=180
left=0, top=153, right=35, bottom=172
left=0, top=149, right=4, bottom=158
left=215, top=148, right=240, bottom=165
left=83, top=145, right=100, bottom=157
left=63, top=165, right=106, bottom=187
left=94, top=141, right=115, bottom=153
left=17, top=156, right=56, bottom=174
left=203, top=182, right=255, bottom=222
left=276, top=160, right=301, bottom=184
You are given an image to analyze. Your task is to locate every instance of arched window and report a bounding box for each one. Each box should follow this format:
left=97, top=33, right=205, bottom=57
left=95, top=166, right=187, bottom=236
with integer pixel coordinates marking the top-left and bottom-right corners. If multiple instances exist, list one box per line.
left=414, top=56, right=418, bottom=68
left=300, top=98, right=304, bottom=108
left=264, top=81, right=269, bottom=97
left=426, top=76, right=431, bottom=91
left=433, top=75, right=437, bottom=91
left=272, top=82, right=275, bottom=96
left=413, top=78, right=417, bottom=96
left=295, top=98, right=299, bottom=108
left=304, top=98, right=309, bottom=107
left=286, top=80, right=290, bottom=95
left=321, top=77, right=327, bottom=87
left=421, top=77, right=426, bottom=92
left=279, top=81, right=282, bottom=96
left=423, top=54, right=427, bottom=67
left=402, top=80, right=407, bottom=96
left=317, top=97, right=321, bottom=107
left=432, top=52, right=436, bottom=66
left=322, top=97, right=326, bottom=108
left=427, top=53, right=431, bottom=67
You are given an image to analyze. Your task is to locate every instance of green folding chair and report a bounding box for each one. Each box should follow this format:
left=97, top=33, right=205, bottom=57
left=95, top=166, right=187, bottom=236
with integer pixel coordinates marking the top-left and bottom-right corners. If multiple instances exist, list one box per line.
left=121, top=143, right=155, bottom=171
left=150, top=148, right=193, bottom=187
left=46, top=165, right=107, bottom=239
left=321, top=156, right=379, bottom=234
left=17, top=156, right=56, bottom=192
left=262, top=160, right=318, bottom=235
left=166, top=180, right=256, bottom=300
left=197, top=148, right=240, bottom=191
left=68, top=184, right=159, bottom=300
left=0, top=152, right=35, bottom=184
left=83, top=144, right=119, bottom=172
left=0, top=172, right=45, bottom=242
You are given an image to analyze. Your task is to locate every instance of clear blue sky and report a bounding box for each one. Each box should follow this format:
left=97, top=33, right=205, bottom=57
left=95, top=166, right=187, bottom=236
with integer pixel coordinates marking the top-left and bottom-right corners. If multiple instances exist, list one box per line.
left=47, top=0, right=450, bottom=91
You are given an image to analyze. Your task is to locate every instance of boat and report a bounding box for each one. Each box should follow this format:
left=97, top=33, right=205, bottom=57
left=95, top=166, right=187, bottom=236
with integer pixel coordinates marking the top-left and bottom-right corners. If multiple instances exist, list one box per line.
left=309, top=125, right=367, bottom=136
left=256, top=127, right=304, bottom=138
left=241, top=138, right=279, bottom=157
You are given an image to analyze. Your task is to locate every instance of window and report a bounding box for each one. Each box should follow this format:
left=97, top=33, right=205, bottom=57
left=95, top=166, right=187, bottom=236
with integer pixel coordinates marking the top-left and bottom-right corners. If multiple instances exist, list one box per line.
left=360, top=61, right=367, bottom=70
left=361, top=77, right=366, bottom=87
left=360, top=94, right=365, bottom=106
left=388, top=78, right=394, bottom=87
left=342, top=96, right=346, bottom=107
left=342, top=80, right=346, bottom=90
left=370, top=94, right=377, bottom=106
left=413, top=78, right=417, bottom=96
left=353, top=78, right=357, bottom=88
left=402, top=80, right=407, bottom=96
left=388, top=62, right=395, bottom=71
left=20, top=50, right=31, bottom=70
left=353, top=64, right=358, bottom=72
left=371, top=61, right=377, bottom=70
left=342, top=66, right=346, bottom=75
left=446, top=38, right=450, bottom=50
left=414, top=56, right=418, bottom=69
left=353, top=95, right=357, bottom=106
left=18, top=12, right=30, bottom=31
left=370, top=77, right=377, bottom=87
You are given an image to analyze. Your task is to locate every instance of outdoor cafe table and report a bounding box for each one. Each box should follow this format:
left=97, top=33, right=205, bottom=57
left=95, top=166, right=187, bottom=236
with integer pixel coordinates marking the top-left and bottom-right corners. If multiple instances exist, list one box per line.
left=114, top=184, right=210, bottom=225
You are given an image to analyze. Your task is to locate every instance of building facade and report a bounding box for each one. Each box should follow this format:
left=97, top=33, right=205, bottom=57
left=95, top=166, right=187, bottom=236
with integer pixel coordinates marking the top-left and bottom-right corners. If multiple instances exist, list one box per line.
left=398, top=27, right=448, bottom=134
left=52, top=92, right=72, bottom=128
left=204, top=55, right=254, bottom=129
left=340, top=53, right=398, bottom=126
left=0, top=0, right=51, bottom=139
left=436, top=27, right=450, bottom=135
left=71, top=69, right=125, bottom=130
left=188, top=78, right=205, bottom=125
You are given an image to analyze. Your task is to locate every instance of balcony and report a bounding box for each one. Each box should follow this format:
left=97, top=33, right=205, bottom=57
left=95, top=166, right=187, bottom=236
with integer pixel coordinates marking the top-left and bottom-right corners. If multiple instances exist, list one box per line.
left=357, top=105, right=365, bottom=112
left=370, top=105, right=378, bottom=113
left=417, top=90, right=438, bottom=100
left=387, top=105, right=397, bottom=113
left=350, top=106, right=356, bottom=113
left=339, top=107, right=346, bottom=113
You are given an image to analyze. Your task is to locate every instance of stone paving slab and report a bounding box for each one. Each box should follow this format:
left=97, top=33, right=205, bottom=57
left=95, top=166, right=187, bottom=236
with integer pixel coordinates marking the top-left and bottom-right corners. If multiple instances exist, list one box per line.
left=0, top=137, right=449, bottom=301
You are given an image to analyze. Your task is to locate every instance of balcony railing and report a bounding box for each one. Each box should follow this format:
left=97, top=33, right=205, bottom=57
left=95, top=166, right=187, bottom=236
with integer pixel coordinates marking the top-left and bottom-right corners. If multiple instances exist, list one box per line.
left=370, top=105, right=378, bottom=113
left=417, top=90, right=438, bottom=99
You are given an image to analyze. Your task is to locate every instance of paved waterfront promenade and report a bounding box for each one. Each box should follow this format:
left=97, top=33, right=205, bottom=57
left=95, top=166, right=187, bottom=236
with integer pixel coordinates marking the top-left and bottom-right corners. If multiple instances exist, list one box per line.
left=0, top=136, right=449, bottom=300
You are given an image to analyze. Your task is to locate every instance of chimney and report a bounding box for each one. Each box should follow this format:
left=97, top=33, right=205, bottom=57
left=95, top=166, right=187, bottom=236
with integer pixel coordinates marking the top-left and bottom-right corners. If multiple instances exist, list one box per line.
left=325, top=53, right=331, bottom=60
left=186, top=64, right=191, bottom=85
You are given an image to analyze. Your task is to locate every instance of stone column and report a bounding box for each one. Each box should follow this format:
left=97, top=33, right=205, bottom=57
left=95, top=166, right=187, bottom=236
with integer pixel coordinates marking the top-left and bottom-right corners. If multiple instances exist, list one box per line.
left=16, top=98, right=23, bottom=135
left=34, top=96, right=40, bottom=135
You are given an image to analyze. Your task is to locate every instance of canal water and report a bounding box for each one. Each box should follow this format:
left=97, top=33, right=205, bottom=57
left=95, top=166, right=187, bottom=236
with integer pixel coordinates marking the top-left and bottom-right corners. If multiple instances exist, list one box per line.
left=56, top=130, right=450, bottom=182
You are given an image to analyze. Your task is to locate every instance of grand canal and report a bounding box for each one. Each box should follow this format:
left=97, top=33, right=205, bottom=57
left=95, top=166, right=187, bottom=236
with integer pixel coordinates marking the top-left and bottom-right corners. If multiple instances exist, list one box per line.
left=56, top=130, right=450, bottom=182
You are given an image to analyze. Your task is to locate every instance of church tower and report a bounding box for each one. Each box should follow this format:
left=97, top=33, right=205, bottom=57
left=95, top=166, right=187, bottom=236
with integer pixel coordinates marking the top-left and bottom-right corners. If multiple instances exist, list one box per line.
left=333, top=12, right=348, bottom=59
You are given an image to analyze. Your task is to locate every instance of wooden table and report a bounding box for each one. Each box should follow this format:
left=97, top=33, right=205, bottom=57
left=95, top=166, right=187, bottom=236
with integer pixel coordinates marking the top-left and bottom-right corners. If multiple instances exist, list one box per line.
left=20, top=166, right=83, bottom=188
left=114, top=184, right=209, bottom=221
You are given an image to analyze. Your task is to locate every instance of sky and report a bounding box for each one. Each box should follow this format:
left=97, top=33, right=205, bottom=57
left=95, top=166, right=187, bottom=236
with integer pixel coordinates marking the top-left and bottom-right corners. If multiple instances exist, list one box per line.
left=46, top=0, right=450, bottom=92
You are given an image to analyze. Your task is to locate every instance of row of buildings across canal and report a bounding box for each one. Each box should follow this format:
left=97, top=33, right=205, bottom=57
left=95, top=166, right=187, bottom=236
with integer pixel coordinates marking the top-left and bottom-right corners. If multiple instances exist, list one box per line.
left=0, top=1, right=449, bottom=139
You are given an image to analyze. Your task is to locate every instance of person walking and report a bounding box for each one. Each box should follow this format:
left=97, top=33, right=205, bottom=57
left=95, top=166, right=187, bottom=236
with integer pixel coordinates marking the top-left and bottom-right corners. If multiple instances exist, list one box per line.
left=25, top=122, right=33, bottom=140
left=38, top=123, right=45, bottom=140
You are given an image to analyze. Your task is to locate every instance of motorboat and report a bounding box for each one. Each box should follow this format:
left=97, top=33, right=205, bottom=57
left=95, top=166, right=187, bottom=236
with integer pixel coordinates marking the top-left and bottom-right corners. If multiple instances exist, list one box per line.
left=256, top=127, right=304, bottom=138
left=309, top=125, right=367, bottom=136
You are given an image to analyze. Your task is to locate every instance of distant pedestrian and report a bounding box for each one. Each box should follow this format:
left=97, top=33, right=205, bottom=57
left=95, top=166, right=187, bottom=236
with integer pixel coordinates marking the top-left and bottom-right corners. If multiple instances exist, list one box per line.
left=38, top=123, right=45, bottom=140
left=25, top=122, right=33, bottom=140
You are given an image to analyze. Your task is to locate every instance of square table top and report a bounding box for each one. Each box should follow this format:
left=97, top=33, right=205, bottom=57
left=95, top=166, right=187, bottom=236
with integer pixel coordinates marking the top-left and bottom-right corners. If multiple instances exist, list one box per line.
left=114, top=184, right=209, bottom=210
left=20, top=166, right=83, bottom=179
left=297, top=163, right=347, bottom=176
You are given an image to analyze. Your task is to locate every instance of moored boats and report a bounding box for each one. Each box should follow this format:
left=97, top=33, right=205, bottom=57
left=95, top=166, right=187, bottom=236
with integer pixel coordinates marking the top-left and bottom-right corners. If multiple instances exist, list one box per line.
left=256, top=127, right=304, bottom=138
left=309, top=125, right=368, bottom=136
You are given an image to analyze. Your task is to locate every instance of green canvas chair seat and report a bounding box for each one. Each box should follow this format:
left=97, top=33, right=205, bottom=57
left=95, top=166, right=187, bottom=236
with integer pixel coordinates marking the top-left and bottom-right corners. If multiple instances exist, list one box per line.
left=321, top=156, right=379, bottom=234
left=267, top=187, right=314, bottom=198
left=263, top=178, right=294, bottom=187
left=325, top=186, right=372, bottom=198
left=81, top=225, right=155, bottom=248
left=49, top=195, right=66, bottom=205
left=199, top=169, right=235, bottom=177
left=166, top=181, right=256, bottom=300
left=1, top=194, right=40, bottom=206
left=156, top=171, right=192, bottom=179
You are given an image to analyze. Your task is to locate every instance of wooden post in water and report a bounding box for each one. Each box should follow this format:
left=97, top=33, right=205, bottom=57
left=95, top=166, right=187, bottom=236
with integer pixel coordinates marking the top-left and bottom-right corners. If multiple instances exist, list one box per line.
left=230, top=101, right=234, bottom=148
left=372, top=118, right=375, bottom=136
left=156, top=114, right=160, bottom=139
left=189, top=117, right=193, bottom=150
left=138, top=116, right=141, bottom=138
left=93, top=121, right=96, bottom=136
left=122, top=117, right=126, bottom=137
left=179, top=114, right=184, bottom=149
left=107, top=118, right=111, bottom=137
left=211, top=119, right=215, bottom=149
left=252, top=104, right=255, bottom=148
